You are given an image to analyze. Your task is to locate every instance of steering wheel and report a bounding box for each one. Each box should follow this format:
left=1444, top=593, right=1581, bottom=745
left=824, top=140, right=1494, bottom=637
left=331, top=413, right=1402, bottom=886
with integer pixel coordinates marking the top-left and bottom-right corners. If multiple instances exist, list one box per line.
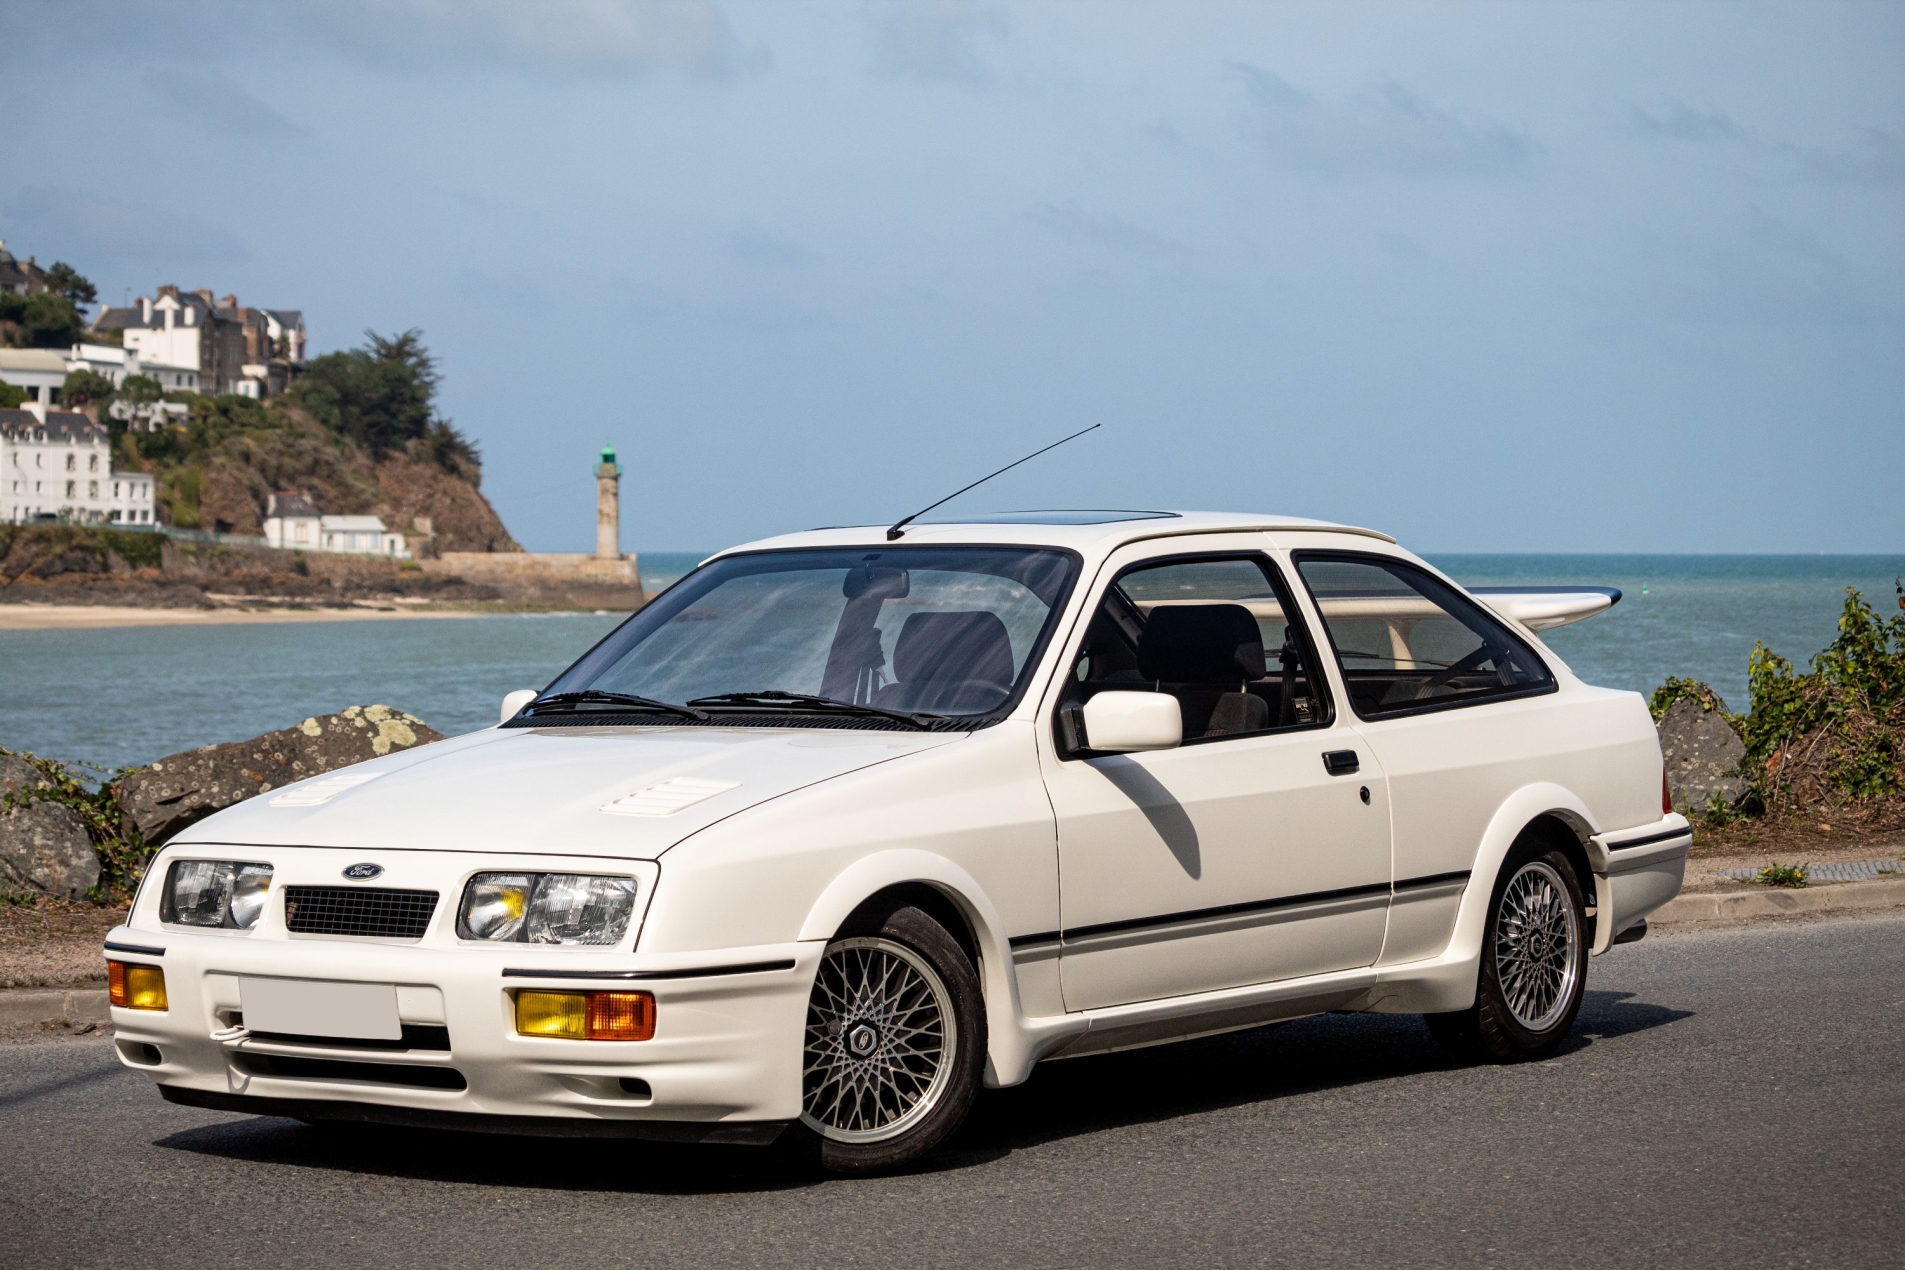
left=1412, top=644, right=1501, bottom=699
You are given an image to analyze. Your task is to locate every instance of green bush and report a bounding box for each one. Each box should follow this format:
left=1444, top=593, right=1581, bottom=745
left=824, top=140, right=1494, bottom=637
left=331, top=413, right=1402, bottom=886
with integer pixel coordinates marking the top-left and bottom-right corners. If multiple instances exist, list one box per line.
left=1744, top=586, right=1905, bottom=809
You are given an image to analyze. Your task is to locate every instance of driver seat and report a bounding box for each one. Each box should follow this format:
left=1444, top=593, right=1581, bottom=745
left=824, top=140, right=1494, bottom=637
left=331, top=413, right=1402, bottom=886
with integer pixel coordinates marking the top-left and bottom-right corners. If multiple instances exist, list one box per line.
left=1135, top=604, right=1270, bottom=738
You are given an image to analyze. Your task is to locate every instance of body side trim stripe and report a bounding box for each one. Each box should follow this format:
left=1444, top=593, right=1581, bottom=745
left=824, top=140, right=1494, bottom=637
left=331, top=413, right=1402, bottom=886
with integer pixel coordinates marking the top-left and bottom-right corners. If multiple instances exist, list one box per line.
left=1604, top=828, right=1693, bottom=851
left=500, top=959, right=797, bottom=982
left=103, top=941, right=165, bottom=956
left=1010, top=872, right=1473, bottom=956
left=1045, top=881, right=1395, bottom=948
left=1393, top=870, right=1472, bottom=892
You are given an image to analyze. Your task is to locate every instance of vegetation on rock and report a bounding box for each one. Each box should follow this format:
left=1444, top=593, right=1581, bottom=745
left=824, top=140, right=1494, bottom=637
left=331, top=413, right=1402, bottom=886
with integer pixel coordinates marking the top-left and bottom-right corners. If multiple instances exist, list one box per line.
left=1658, top=584, right=1905, bottom=833
left=107, top=330, right=512, bottom=552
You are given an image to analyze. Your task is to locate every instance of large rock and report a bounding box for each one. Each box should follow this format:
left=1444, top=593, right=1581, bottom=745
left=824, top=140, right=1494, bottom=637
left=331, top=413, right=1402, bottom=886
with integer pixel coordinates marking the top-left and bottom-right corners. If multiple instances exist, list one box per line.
left=0, top=796, right=100, bottom=902
left=1, top=754, right=50, bottom=801
left=1658, top=691, right=1749, bottom=813
left=115, top=705, right=445, bottom=845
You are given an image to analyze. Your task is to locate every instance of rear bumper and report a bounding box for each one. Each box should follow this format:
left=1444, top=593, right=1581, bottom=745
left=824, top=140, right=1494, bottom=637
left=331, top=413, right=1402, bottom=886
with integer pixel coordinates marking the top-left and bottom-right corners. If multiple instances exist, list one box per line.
left=1590, top=816, right=1692, bottom=952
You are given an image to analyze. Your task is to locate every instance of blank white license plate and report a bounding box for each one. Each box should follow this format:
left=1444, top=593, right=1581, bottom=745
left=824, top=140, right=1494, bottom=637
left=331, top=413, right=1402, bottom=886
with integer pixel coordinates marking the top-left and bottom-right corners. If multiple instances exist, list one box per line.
left=238, top=978, right=401, bottom=1040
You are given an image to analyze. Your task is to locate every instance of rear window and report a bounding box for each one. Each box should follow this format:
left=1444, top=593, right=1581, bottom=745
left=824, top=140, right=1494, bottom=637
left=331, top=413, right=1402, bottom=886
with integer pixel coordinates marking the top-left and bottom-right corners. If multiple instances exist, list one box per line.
left=1294, top=553, right=1553, bottom=718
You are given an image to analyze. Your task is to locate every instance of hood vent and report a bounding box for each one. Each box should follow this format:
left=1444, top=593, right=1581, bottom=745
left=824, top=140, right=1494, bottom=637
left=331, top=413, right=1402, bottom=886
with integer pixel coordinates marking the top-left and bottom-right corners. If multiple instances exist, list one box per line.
left=602, top=777, right=740, bottom=818
left=269, top=770, right=384, bottom=807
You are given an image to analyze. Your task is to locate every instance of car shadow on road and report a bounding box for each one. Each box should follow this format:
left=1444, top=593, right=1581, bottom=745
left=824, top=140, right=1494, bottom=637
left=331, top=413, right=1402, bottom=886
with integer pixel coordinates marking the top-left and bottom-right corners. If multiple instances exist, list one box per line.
left=150, top=989, right=1691, bottom=1193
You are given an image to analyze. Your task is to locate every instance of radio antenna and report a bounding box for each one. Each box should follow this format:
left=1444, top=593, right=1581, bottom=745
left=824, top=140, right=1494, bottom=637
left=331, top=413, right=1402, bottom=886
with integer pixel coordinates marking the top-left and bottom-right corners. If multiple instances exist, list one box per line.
left=885, top=424, right=1102, bottom=541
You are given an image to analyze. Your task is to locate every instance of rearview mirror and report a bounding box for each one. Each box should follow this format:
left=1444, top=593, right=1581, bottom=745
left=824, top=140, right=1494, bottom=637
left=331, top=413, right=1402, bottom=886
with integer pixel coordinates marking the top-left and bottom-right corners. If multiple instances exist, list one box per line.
left=501, top=689, right=538, bottom=724
left=1078, top=691, right=1182, bottom=753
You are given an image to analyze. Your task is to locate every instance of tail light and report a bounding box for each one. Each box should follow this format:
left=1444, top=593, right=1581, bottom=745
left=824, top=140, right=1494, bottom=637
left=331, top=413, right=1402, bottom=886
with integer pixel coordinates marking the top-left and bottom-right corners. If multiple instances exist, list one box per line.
left=1662, top=771, right=1674, bottom=815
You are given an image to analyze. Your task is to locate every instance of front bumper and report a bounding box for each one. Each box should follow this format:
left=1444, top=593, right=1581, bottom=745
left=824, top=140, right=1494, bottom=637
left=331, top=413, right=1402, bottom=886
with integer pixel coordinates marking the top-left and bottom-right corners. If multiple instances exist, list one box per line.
left=107, top=846, right=818, bottom=1132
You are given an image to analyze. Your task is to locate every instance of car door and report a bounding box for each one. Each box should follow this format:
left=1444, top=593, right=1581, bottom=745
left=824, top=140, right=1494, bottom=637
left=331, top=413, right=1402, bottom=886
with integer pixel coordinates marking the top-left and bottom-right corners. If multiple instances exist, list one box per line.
left=1037, top=541, right=1393, bottom=1013
left=1288, top=548, right=1566, bottom=966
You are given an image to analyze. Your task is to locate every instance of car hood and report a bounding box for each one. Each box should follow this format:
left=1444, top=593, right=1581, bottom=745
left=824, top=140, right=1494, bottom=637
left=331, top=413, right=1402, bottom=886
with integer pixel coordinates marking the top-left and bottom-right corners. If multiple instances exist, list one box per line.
left=173, top=724, right=962, bottom=860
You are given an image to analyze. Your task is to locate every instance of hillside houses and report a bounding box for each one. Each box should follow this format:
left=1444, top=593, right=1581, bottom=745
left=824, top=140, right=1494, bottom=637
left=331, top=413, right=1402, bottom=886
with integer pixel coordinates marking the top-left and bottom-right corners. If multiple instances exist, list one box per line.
left=90, top=286, right=305, bottom=399
left=1, top=408, right=155, bottom=526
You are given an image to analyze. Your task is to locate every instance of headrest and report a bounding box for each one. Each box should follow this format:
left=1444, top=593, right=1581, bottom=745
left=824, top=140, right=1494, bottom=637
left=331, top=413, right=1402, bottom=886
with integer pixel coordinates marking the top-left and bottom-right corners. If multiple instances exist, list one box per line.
left=893, top=611, right=1015, bottom=691
left=1137, top=604, right=1265, bottom=683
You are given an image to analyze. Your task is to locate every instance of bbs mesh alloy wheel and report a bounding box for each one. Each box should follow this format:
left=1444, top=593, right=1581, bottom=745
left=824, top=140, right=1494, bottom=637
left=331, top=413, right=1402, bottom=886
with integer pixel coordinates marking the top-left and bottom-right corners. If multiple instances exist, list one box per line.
left=1426, top=834, right=1588, bottom=1063
left=793, top=904, right=985, bottom=1173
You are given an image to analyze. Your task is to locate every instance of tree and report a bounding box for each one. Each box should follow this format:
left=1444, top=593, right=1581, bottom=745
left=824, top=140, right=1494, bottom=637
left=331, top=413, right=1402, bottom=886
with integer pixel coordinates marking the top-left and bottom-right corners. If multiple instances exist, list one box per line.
left=60, top=368, right=116, bottom=414
left=290, top=328, right=479, bottom=478
left=0, top=381, right=28, bottom=408
left=43, top=262, right=97, bottom=307
left=20, top=293, right=82, bottom=348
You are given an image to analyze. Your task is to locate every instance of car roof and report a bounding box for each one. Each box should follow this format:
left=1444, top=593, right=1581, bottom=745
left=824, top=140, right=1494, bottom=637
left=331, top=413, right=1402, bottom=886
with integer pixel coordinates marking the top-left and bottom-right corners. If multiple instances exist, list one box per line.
left=707, top=510, right=1398, bottom=561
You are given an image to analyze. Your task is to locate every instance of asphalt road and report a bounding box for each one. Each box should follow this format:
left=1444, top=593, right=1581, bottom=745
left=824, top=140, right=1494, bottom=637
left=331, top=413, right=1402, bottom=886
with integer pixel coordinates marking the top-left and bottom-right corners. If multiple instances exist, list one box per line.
left=4, top=914, right=1901, bottom=1270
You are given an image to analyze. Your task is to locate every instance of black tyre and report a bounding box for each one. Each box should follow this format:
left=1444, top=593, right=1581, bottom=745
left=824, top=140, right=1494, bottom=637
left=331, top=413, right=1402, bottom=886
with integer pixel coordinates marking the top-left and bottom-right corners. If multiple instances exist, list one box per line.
left=790, top=903, right=986, bottom=1175
left=1426, top=834, right=1587, bottom=1063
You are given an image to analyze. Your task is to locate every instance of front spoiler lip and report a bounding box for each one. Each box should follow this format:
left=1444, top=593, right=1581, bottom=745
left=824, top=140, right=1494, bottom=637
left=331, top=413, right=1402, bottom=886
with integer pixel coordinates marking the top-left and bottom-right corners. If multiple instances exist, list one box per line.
left=158, top=1085, right=790, bottom=1145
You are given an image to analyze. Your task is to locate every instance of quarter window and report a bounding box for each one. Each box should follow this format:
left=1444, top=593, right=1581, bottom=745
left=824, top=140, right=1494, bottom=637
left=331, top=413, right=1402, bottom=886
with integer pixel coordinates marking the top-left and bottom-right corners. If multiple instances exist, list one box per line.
left=1294, top=554, right=1553, bottom=718
left=1060, top=555, right=1329, bottom=744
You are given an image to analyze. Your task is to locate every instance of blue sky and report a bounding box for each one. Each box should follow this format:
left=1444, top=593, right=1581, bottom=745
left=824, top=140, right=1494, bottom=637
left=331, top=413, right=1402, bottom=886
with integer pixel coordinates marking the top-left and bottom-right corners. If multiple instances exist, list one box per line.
left=3, top=1, right=1900, bottom=554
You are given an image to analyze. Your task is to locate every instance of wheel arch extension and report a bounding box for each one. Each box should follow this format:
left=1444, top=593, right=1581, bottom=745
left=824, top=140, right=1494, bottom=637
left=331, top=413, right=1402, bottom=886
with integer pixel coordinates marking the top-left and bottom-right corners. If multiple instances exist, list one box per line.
left=797, top=850, right=1036, bottom=1087
left=1446, top=784, right=1602, bottom=965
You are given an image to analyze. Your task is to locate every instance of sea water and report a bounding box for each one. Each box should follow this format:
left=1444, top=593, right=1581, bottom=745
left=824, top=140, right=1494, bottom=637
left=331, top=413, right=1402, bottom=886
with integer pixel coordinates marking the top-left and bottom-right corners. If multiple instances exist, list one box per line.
left=1, top=553, right=1899, bottom=774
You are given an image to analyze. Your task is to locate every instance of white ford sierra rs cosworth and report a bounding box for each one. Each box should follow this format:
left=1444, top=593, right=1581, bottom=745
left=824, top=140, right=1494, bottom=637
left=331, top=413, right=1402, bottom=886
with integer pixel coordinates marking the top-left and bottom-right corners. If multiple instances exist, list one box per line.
left=106, top=511, right=1689, bottom=1172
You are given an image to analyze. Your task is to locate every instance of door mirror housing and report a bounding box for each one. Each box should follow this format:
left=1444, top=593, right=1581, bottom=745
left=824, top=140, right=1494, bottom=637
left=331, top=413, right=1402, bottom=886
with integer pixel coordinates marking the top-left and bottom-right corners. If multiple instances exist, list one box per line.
left=501, top=689, right=538, bottom=724
left=1076, top=691, right=1183, bottom=753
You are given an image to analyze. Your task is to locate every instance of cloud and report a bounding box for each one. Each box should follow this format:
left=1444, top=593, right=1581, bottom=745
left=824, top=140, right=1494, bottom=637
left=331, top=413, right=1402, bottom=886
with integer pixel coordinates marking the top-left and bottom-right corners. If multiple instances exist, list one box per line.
left=349, top=0, right=766, bottom=77
left=1790, top=128, right=1905, bottom=184
left=1236, top=67, right=1540, bottom=179
left=2, top=187, right=245, bottom=265
left=867, top=0, right=1008, bottom=82
left=1631, top=102, right=1903, bottom=185
left=146, top=71, right=302, bottom=139
left=1630, top=103, right=1744, bottom=143
left=726, top=227, right=818, bottom=268
left=1027, top=202, right=1187, bottom=258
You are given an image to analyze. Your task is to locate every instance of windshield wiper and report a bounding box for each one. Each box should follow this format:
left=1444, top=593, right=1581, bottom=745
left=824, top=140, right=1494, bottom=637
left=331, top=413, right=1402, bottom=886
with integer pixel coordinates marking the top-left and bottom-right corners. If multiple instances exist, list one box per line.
left=686, top=690, right=940, bottom=730
left=525, top=691, right=709, bottom=721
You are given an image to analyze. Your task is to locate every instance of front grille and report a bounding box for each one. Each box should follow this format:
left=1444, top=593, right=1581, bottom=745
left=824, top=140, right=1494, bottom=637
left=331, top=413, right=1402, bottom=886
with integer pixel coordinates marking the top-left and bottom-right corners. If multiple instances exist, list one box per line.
left=284, top=886, right=439, bottom=939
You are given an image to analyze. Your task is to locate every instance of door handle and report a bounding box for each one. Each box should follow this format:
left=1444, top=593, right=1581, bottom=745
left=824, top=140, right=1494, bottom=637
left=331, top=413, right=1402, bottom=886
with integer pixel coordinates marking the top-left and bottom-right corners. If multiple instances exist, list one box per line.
left=1322, top=749, right=1360, bottom=776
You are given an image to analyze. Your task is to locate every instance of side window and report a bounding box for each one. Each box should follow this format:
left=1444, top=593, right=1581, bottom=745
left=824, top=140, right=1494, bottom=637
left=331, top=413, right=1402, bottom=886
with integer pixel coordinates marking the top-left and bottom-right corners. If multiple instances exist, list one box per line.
left=1060, top=555, right=1329, bottom=745
left=1293, top=554, right=1553, bottom=719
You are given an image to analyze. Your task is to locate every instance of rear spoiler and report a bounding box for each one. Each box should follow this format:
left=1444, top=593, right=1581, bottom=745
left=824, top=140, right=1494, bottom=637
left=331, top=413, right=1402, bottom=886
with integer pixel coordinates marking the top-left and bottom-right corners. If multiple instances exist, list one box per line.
left=1468, top=586, right=1622, bottom=632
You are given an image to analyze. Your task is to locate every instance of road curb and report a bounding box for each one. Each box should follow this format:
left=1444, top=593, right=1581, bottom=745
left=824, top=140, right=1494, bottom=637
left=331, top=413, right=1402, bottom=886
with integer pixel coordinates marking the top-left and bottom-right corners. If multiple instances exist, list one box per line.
left=0, top=987, right=111, bottom=1029
left=1653, top=875, right=1905, bottom=927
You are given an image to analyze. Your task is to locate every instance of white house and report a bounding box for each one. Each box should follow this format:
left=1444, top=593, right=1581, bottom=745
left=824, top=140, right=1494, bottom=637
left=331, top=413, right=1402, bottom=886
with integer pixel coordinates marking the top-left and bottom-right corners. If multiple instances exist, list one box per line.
left=322, top=515, right=407, bottom=557
left=262, top=491, right=322, bottom=549
left=263, top=491, right=407, bottom=557
left=0, top=407, right=155, bottom=527
left=0, top=349, right=69, bottom=407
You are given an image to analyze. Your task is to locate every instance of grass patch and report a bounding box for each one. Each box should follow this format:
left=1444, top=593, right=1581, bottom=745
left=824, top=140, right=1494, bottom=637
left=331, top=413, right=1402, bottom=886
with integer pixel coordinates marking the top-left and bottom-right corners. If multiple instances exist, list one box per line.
left=1755, top=861, right=1810, bottom=888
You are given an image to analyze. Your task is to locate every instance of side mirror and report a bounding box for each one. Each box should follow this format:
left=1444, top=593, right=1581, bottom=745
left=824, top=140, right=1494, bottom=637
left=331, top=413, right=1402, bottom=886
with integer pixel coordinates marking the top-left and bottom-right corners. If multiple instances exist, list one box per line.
left=1076, top=691, right=1182, bottom=753
left=500, top=689, right=539, bottom=724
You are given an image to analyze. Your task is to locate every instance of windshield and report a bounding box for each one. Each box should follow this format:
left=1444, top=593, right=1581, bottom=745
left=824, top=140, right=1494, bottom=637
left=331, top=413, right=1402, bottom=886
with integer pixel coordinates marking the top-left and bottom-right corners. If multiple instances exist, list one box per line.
left=543, top=547, right=1080, bottom=722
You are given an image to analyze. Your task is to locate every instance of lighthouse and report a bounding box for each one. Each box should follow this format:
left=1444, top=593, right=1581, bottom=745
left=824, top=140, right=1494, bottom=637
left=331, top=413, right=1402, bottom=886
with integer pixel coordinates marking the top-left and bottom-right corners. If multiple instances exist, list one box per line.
left=595, top=445, right=622, bottom=559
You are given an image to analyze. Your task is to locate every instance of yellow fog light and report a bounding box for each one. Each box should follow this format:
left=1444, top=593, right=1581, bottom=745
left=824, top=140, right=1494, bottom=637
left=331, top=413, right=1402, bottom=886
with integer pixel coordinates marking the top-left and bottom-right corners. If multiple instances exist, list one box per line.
left=108, top=961, right=168, bottom=1011
left=515, top=990, right=656, bottom=1041
left=515, top=990, right=587, bottom=1038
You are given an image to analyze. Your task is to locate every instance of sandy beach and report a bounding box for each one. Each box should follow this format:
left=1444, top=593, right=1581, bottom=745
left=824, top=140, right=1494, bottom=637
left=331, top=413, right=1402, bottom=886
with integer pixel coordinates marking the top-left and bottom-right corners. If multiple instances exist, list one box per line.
left=0, top=603, right=483, bottom=630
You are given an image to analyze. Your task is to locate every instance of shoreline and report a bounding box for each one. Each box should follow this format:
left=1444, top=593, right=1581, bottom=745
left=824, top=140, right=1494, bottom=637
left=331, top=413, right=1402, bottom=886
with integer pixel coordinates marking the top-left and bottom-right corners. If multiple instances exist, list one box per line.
left=0, top=603, right=492, bottom=630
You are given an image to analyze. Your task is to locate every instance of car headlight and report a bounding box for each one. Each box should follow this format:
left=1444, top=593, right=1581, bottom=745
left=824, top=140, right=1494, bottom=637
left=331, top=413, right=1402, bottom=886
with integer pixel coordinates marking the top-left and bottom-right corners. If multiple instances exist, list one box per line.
left=457, top=873, right=637, bottom=946
left=160, top=860, right=274, bottom=929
